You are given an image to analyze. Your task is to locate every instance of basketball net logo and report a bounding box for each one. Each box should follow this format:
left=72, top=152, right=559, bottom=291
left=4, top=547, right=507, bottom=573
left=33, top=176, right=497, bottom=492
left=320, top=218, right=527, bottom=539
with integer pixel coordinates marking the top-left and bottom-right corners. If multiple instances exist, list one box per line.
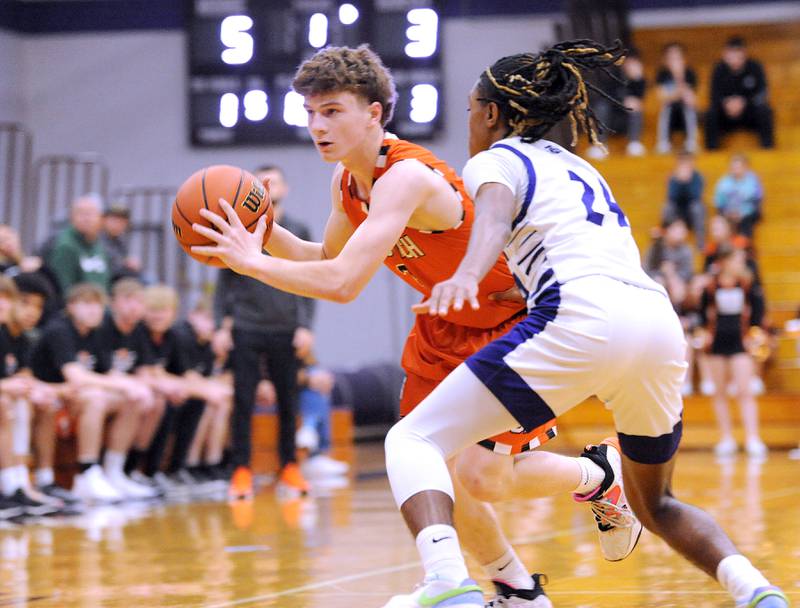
left=241, top=180, right=266, bottom=213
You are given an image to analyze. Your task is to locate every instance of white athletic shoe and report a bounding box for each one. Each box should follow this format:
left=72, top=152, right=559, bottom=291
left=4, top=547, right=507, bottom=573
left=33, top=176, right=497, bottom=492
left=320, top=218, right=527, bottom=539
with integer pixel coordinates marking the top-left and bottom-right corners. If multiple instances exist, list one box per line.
left=295, top=426, right=320, bottom=452
left=72, top=465, right=124, bottom=504
left=745, top=438, right=768, bottom=459
left=626, top=141, right=646, bottom=157
left=301, top=454, right=349, bottom=479
left=382, top=576, right=484, bottom=607
left=573, top=438, right=643, bottom=561
left=104, top=470, right=160, bottom=499
left=714, top=437, right=738, bottom=457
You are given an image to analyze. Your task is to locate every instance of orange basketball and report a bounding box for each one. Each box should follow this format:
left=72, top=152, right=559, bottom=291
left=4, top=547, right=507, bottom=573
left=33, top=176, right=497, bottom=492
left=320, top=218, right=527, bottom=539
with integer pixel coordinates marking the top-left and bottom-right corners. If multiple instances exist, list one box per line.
left=171, top=165, right=273, bottom=268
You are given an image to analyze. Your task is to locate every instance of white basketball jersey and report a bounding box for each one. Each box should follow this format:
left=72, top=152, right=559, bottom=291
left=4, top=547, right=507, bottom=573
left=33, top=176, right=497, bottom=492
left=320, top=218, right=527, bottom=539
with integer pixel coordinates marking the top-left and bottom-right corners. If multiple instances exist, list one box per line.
left=462, top=137, right=664, bottom=304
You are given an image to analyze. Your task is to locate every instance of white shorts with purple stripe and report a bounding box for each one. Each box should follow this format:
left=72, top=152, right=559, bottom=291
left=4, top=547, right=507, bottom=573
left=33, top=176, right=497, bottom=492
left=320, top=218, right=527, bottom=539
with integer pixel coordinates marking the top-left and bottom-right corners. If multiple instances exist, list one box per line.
left=466, top=275, right=687, bottom=465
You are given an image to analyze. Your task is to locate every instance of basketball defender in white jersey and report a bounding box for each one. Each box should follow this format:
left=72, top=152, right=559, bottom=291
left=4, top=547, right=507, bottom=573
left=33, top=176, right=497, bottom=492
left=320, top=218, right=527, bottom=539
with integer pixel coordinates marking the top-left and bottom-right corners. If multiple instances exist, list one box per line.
left=383, top=42, right=789, bottom=608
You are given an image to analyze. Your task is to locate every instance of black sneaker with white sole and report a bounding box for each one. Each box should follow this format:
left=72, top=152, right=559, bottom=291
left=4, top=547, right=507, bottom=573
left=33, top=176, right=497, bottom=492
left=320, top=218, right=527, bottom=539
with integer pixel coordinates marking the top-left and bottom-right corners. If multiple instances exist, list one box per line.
left=10, top=489, right=62, bottom=516
left=0, top=495, right=24, bottom=520
left=486, top=573, right=552, bottom=607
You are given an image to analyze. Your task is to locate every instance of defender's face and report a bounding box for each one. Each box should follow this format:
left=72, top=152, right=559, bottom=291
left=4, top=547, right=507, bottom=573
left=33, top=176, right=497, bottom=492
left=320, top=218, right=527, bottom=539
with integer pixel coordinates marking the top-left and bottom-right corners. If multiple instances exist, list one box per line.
left=304, top=91, right=379, bottom=163
left=467, top=88, right=493, bottom=158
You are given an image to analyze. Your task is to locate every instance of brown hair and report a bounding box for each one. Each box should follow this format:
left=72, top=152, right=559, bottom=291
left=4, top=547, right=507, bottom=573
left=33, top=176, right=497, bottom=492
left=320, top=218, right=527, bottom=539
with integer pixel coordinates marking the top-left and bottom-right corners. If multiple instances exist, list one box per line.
left=0, top=275, right=19, bottom=299
left=66, top=282, right=108, bottom=305
left=292, top=44, right=397, bottom=127
left=112, top=277, right=144, bottom=299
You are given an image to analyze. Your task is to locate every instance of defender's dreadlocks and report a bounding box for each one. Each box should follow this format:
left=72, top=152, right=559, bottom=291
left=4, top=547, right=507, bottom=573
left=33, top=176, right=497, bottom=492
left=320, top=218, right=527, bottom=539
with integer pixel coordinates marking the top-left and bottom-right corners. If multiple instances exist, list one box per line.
left=477, top=39, right=628, bottom=147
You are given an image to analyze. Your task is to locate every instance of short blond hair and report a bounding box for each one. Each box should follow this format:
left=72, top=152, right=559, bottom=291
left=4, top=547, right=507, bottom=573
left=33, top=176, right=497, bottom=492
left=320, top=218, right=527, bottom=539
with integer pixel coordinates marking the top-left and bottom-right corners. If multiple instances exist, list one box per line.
left=292, top=44, right=397, bottom=127
left=112, top=278, right=144, bottom=299
left=143, top=285, right=179, bottom=311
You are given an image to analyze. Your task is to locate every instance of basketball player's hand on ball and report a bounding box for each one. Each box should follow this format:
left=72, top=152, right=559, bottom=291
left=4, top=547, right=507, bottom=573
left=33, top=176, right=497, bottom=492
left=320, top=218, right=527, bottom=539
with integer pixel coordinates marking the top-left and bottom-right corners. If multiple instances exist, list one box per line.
left=192, top=198, right=269, bottom=276
left=413, top=272, right=480, bottom=317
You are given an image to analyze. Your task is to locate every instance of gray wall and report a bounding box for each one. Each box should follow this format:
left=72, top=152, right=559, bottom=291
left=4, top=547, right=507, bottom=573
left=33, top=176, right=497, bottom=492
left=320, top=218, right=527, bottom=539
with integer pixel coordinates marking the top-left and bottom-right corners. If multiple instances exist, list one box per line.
left=0, top=16, right=555, bottom=367
left=0, top=29, right=22, bottom=121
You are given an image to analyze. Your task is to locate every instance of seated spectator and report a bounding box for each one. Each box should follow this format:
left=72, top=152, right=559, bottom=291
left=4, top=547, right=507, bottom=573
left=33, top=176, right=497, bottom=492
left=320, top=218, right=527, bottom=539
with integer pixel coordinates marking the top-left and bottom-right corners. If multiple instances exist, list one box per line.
left=661, top=151, right=706, bottom=249
left=97, top=278, right=160, bottom=499
left=101, top=202, right=142, bottom=282
left=703, top=215, right=750, bottom=272
left=30, top=283, right=152, bottom=503
left=697, top=244, right=767, bottom=458
left=587, top=49, right=647, bottom=159
left=714, top=153, right=763, bottom=238
left=644, top=218, right=695, bottom=287
left=167, top=298, right=232, bottom=489
left=295, top=356, right=349, bottom=481
left=0, top=224, right=43, bottom=275
left=655, top=42, right=699, bottom=154
left=5, top=273, right=70, bottom=511
left=46, top=194, right=112, bottom=295
left=705, top=36, right=774, bottom=150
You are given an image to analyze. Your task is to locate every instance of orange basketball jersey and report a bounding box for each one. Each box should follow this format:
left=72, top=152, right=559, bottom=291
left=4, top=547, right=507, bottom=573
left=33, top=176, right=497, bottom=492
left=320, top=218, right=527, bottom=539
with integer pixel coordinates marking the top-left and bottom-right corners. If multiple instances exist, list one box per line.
left=340, top=136, right=523, bottom=329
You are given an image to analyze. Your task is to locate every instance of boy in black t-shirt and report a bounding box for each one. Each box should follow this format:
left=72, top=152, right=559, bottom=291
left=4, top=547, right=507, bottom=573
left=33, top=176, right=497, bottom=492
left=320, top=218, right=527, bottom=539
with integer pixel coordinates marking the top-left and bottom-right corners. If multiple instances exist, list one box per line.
left=31, top=283, right=152, bottom=503
left=0, top=273, right=65, bottom=514
left=97, top=278, right=160, bottom=499
left=174, top=299, right=232, bottom=487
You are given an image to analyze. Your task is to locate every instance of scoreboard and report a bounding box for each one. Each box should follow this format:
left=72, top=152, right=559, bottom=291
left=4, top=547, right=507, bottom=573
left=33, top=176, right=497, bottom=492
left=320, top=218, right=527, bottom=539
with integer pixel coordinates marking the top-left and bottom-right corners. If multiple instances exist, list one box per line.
left=188, top=0, right=444, bottom=146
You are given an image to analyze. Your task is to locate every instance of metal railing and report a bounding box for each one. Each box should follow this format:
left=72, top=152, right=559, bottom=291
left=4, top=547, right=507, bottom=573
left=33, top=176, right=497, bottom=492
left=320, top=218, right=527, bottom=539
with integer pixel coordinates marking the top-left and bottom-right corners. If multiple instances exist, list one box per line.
left=0, top=122, right=33, bottom=234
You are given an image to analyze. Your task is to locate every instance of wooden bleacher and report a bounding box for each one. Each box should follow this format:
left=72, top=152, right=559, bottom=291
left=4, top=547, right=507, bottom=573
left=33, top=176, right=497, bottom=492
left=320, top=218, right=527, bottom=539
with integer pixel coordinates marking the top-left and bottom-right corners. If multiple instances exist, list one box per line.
left=558, top=21, right=800, bottom=450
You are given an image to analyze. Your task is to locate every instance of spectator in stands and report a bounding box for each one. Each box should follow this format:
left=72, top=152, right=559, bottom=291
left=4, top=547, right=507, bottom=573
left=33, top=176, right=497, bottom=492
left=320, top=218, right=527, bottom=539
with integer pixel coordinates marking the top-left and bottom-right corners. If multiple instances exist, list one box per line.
left=0, top=224, right=43, bottom=275
left=644, top=218, right=695, bottom=287
left=46, top=194, right=112, bottom=294
left=587, top=48, right=647, bottom=159
left=184, top=313, right=234, bottom=489
left=295, top=357, right=349, bottom=481
left=704, top=214, right=750, bottom=271
left=7, top=273, right=74, bottom=509
left=166, top=298, right=231, bottom=489
left=101, top=202, right=141, bottom=282
left=698, top=244, right=767, bottom=458
left=705, top=36, right=774, bottom=150
left=655, top=42, right=699, bottom=154
left=661, top=151, right=706, bottom=249
left=30, top=283, right=153, bottom=502
left=214, top=165, right=314, bottom=501
left=714, top=153, right=763, bottom=238
left=130, top=285, right=190, bottom=490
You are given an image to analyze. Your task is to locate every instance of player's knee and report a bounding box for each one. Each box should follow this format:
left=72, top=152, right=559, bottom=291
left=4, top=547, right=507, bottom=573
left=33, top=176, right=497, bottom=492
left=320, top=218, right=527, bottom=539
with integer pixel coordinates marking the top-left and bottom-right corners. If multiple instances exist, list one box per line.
left=456, top=458, right=508, bottom=503
left=384, top=421, right=408, bottom=460
left=627, top=491, right=677, bottom=535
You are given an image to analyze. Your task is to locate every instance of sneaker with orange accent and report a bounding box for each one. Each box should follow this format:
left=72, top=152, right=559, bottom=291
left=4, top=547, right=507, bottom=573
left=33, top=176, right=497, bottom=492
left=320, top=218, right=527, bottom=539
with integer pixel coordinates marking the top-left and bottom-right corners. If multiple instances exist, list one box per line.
left=228, top=466, right=254, bottom=502
left=573, top=438, right=642, bottom=561
left=276, top=463, right=310, bottom=498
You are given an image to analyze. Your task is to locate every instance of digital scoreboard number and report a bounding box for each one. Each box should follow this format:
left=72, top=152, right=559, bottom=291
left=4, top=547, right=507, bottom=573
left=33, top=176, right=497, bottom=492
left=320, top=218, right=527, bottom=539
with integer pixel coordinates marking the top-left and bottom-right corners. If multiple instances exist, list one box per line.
left=188, top=0, right=443, bottom=146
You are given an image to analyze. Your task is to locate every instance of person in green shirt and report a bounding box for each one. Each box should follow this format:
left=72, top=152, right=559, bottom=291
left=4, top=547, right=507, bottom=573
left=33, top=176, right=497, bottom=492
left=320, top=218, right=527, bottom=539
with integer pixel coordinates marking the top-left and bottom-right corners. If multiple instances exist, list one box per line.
left=47, top=194, right=112, bottom=294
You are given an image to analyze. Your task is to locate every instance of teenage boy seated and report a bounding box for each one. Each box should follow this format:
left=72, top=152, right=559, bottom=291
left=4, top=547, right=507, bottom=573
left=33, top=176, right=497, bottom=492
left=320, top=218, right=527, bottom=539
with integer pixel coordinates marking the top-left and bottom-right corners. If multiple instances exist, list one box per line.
left=30, top=283, right=154, bottom=502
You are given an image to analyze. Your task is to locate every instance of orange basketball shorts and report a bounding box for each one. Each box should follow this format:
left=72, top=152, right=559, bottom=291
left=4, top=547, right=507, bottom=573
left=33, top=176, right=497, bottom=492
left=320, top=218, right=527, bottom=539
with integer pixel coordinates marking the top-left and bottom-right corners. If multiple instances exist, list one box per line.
left=399, top=311, right=557, bottom=455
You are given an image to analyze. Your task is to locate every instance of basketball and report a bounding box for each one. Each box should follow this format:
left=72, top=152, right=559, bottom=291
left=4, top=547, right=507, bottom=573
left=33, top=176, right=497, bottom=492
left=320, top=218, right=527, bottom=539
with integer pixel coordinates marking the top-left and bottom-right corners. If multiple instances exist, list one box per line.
left=171, top=165, right=273, bottom=267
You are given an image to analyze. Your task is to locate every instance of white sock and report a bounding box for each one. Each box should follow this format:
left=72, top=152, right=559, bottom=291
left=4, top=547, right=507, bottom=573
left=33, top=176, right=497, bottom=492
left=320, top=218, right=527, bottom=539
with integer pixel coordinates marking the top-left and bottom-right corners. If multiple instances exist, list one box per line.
left=14, top=465, right=31, bottom=490
left=484, top=547, right=533, bottom=590
left=574, top=456, right=606, bottom=495
left=0, top=467, right=21, bottom=496
left=103, top=451, right=126, bottom=476
left=35, top=468, right=55, bottom=487
left=717, top=554, right=771, bottom=604
left=416, top=524, right=469, bottom=584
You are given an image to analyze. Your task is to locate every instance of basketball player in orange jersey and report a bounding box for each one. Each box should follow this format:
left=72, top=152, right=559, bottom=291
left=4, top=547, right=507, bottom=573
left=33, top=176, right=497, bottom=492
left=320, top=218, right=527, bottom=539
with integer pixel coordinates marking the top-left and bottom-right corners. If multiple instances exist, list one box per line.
left=193, top=45, right=640, bottom=606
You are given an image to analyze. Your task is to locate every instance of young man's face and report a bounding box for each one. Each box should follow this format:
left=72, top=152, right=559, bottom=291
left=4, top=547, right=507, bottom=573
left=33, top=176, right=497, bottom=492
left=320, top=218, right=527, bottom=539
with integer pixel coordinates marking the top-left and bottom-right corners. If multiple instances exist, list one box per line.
left=188, top=310, right=214, bottom=342
left=67, top=298, right=105, bottom=330
left=14, top=293, right=45, bottom=331
left=103, top=215, right=130, bottom=238
left=722, top=46, right=746, bottom=72
left=304, top=91, right=381, bottom=163
left=467, top=88, right=495, bottom=158
left=112, top=292, right=145, bottom=327
left=145, top=305, right=176, bottom=334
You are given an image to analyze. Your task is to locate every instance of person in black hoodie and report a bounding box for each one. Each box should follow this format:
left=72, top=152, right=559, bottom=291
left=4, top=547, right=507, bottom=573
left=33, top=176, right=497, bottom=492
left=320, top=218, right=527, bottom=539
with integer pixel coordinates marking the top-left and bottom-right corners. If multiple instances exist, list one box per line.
left=214, top=165, right=315, bottom=500
left=705, top=36, right=774, bottom=150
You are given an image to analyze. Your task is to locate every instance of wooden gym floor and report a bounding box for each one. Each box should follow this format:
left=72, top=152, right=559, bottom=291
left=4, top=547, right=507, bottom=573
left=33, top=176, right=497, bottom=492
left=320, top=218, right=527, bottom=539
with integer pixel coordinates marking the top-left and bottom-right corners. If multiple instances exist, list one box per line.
left=1, top=445, right=799, bottom=608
